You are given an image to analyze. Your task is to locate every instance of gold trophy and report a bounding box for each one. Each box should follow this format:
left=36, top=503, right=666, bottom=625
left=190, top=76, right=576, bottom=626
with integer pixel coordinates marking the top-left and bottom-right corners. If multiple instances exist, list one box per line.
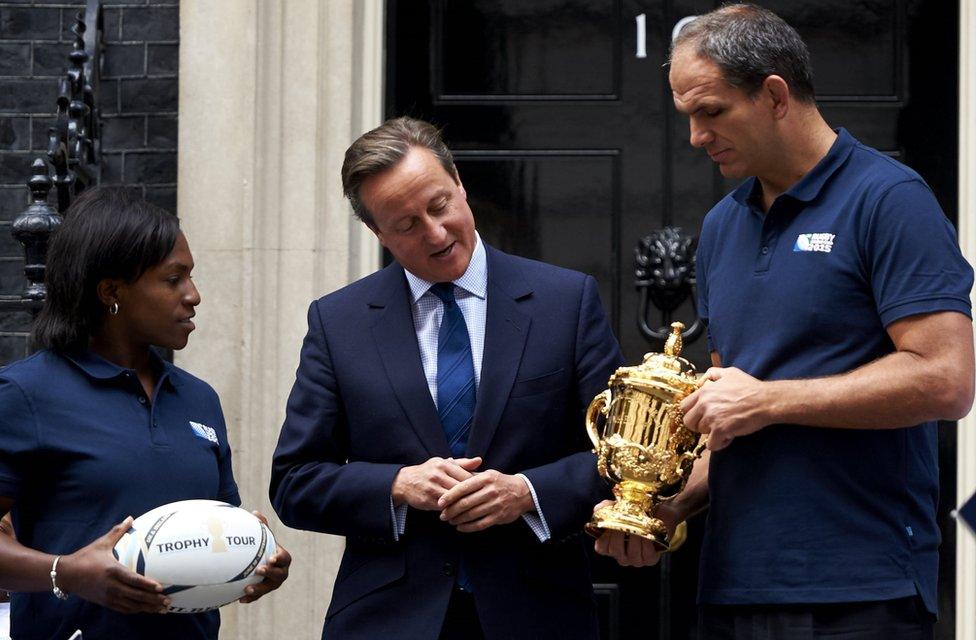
left=585, top=322, right=706, bottom=549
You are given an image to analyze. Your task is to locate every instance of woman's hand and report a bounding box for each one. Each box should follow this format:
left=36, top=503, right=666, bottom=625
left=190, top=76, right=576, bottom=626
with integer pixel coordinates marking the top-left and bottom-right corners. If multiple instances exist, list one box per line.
left=58, top=517, right=170, bottom=614
left=238, top=511, right=291, bottom=604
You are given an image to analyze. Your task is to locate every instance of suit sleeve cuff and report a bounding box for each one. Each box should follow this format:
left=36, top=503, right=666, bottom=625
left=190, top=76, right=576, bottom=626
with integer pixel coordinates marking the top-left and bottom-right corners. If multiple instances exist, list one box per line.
left=516, top=473, right=551, bottom=542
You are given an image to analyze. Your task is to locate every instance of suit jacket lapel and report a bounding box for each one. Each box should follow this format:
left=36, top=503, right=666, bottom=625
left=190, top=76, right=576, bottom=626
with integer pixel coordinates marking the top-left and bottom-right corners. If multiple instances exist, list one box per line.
left=466, top=247, right=532, bottom=458
left=370, top=264, right=451, bottom=458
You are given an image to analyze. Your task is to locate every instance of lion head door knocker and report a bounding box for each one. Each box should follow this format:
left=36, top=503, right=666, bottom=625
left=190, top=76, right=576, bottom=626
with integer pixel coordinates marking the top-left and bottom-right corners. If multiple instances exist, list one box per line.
left=635, top=227, right=704, bottom=343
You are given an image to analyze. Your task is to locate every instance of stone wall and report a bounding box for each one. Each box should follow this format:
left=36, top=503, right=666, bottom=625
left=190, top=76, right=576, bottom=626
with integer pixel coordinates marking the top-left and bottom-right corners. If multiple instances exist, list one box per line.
left=176, top=2, right=384, bottom=635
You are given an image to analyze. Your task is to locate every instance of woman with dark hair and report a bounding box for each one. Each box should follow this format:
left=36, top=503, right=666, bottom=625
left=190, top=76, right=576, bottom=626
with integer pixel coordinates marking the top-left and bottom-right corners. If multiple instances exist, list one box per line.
left=0, top=187, right=290, bottom=639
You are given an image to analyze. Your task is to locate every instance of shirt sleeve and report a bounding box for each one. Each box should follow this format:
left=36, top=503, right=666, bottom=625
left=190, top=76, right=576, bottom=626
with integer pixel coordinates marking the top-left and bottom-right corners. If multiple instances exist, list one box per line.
left=390, top=498, right=407, bottom=540
left=0, top=377, right=40, bottom=500
left=517, top=473, right=551, bottom=542
left=863, top=180, right=974, bottom=327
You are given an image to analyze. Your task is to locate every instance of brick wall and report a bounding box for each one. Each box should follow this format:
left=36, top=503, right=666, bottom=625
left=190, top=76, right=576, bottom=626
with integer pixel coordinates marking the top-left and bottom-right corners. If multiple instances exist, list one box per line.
left=0, top=0, right=179, bottom=364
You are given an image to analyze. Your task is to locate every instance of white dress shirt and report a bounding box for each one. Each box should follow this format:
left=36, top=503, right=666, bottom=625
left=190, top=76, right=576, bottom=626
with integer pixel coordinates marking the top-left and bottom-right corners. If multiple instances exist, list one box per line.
left=390, top=234, right=550, bottom=542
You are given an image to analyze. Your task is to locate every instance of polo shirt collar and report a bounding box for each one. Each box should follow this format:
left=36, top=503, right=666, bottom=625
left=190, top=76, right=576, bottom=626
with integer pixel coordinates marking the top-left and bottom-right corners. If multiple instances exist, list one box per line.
left=730, top=128, right=857, bottom=208
left=784, top=128, right=856, bottom=202
left=404, top=232, right=488, bottom=303
left=730, top=177, right=760, bottom=208
left=64, top=348, right=178, bottom=387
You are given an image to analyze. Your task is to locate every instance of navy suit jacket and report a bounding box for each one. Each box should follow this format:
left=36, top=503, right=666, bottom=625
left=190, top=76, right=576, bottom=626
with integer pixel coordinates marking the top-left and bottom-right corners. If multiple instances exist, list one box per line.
left=270, top=245, right=623, bottom=639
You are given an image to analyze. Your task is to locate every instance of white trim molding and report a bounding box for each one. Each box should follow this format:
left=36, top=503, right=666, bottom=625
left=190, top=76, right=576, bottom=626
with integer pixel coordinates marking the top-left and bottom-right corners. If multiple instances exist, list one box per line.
left=176, top=1, right=383, bottom=637
left=958, top=1, right=976, bottom=638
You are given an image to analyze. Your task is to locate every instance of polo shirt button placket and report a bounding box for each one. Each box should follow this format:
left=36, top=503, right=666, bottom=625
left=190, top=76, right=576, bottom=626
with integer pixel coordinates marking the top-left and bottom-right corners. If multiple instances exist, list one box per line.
left=756, top=234, right=777, bottom=272
left=146, top=403, right=169, bottom=446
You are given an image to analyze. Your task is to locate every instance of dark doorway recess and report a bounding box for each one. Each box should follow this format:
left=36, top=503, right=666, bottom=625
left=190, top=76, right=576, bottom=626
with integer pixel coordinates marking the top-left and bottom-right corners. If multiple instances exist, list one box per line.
left=386, top=1, right=959, bottom=637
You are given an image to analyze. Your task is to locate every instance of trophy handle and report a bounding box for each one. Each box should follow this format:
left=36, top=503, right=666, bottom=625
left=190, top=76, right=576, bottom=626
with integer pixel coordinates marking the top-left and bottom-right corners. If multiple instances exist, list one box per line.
left=585, top=390, right=611, bottom=449
left=675, top=433, right=708, bottom=478
left=668, top=521, right=688, bottom=552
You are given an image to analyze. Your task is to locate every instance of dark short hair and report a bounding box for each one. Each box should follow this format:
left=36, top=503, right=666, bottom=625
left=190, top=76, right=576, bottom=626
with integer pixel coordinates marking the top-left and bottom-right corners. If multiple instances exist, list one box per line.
left=31, top=187, right=180, bottom=352
left=341, top=116, right=458, bottom=227
left=672, top=4, right=816, bottom=104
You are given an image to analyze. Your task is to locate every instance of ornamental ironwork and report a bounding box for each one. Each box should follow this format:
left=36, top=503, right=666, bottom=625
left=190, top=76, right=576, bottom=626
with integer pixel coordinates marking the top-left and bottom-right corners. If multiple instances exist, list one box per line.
left=634, top=226, right=704, bottom=344
left=0, top=1, right=103, bottom=313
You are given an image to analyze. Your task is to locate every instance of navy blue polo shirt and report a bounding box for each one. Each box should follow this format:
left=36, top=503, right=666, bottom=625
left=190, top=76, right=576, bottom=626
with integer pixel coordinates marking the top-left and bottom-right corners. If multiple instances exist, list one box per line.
left=0, top=349, right=240, bottom=640
left=696, top=129, right=973, bottom=613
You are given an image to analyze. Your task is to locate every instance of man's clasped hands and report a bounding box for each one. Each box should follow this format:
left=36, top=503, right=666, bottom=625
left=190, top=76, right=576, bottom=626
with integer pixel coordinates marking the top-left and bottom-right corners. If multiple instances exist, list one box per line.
left=391, top=457, right=535, bottom=533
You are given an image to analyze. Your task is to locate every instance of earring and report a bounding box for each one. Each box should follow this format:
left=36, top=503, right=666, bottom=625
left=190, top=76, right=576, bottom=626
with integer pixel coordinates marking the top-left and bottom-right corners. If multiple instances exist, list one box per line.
left=109, top=301, right=120, bottom=316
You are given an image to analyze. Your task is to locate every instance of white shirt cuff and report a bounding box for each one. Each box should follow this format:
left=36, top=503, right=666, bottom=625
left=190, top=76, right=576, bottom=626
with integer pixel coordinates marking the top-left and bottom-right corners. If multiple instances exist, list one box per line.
left=516, top=473, right=551, bottom=542
left=390, top=497, right=408, bottom=541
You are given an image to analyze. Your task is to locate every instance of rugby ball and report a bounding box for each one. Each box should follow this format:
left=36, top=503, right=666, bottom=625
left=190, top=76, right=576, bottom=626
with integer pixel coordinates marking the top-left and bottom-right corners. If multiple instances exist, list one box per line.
left=113, top=499, right=277, bottom=614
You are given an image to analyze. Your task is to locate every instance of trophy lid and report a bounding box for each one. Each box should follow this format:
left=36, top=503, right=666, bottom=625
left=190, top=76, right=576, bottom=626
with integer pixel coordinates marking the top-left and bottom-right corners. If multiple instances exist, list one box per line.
left=609, top=322, right=699, bottom=396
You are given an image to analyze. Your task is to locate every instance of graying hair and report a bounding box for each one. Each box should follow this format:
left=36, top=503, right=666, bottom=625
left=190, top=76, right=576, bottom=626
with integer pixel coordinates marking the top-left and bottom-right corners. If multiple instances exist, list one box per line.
left=341, top=116, right=458, bottom=227
left=671, top=4, right=816, bottom=104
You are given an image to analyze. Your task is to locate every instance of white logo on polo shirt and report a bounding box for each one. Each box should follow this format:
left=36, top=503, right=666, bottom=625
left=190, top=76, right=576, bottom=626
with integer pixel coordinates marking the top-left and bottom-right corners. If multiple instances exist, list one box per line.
left=189, top=421, right=219, bottom=444
left=793, top=233, right=835, bottom=253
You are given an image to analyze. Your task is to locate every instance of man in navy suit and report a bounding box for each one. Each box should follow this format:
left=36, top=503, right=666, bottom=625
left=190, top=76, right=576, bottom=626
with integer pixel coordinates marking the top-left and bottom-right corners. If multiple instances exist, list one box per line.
left=270, top=117, right=623, bottom=639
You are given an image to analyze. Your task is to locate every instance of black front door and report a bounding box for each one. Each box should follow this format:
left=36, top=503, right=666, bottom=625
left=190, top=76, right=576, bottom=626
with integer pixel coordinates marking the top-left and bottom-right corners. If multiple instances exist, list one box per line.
left=386, top=1, right=958, bottom=637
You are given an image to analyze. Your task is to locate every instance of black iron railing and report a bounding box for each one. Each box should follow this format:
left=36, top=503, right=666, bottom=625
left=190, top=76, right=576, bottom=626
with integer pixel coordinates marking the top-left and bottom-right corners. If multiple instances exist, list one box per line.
left=0, top=0, right=103, bottom=315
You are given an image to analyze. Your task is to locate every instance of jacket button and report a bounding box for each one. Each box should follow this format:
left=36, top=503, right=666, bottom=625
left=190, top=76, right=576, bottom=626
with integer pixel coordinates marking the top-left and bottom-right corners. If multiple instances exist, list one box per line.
left=442, top=562, right=454, bottom=577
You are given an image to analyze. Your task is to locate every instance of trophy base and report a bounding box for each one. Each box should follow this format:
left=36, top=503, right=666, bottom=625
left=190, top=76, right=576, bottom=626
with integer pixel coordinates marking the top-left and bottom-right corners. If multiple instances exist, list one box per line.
left=585, top=503, right=669, bottom=551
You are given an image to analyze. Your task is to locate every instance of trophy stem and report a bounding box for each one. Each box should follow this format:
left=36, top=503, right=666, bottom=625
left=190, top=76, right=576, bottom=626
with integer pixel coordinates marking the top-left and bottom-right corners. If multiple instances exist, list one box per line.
left=616, top=482, right=653, bottom=511
left=585, top=481, right=669, bottom=549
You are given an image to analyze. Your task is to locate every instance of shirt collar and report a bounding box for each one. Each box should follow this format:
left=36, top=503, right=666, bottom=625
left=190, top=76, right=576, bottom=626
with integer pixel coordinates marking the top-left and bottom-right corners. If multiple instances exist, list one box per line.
left=64, top=348, right=178, bottom=388
left=731, top=128, right=856, bottom=208
left=730, top=177, right=761, bottom=208
left=404, top=232, right=488, bottom=303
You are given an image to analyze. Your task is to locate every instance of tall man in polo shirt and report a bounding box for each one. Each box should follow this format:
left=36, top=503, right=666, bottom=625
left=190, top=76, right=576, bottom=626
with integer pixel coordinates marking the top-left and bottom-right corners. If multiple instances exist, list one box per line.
left=594, top=5, right=975, bottom=638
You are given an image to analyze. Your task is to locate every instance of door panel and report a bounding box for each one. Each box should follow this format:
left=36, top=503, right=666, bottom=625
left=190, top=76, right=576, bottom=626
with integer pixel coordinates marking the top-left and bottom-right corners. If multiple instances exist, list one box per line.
left=436, top=0, right=621, bottom=99
left=455, top=152, right=620, bottom=315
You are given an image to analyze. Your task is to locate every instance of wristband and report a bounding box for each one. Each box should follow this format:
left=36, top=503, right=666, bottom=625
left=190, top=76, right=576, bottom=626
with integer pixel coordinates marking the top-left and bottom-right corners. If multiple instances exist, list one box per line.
left=50, top=555, right=68, bottom=600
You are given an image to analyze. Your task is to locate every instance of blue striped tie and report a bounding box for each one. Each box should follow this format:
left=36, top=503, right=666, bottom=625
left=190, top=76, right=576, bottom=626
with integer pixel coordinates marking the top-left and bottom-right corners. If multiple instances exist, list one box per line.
left=432, top=283, right=477, bottom=591
left=431, top=282, right=476, bottom=458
